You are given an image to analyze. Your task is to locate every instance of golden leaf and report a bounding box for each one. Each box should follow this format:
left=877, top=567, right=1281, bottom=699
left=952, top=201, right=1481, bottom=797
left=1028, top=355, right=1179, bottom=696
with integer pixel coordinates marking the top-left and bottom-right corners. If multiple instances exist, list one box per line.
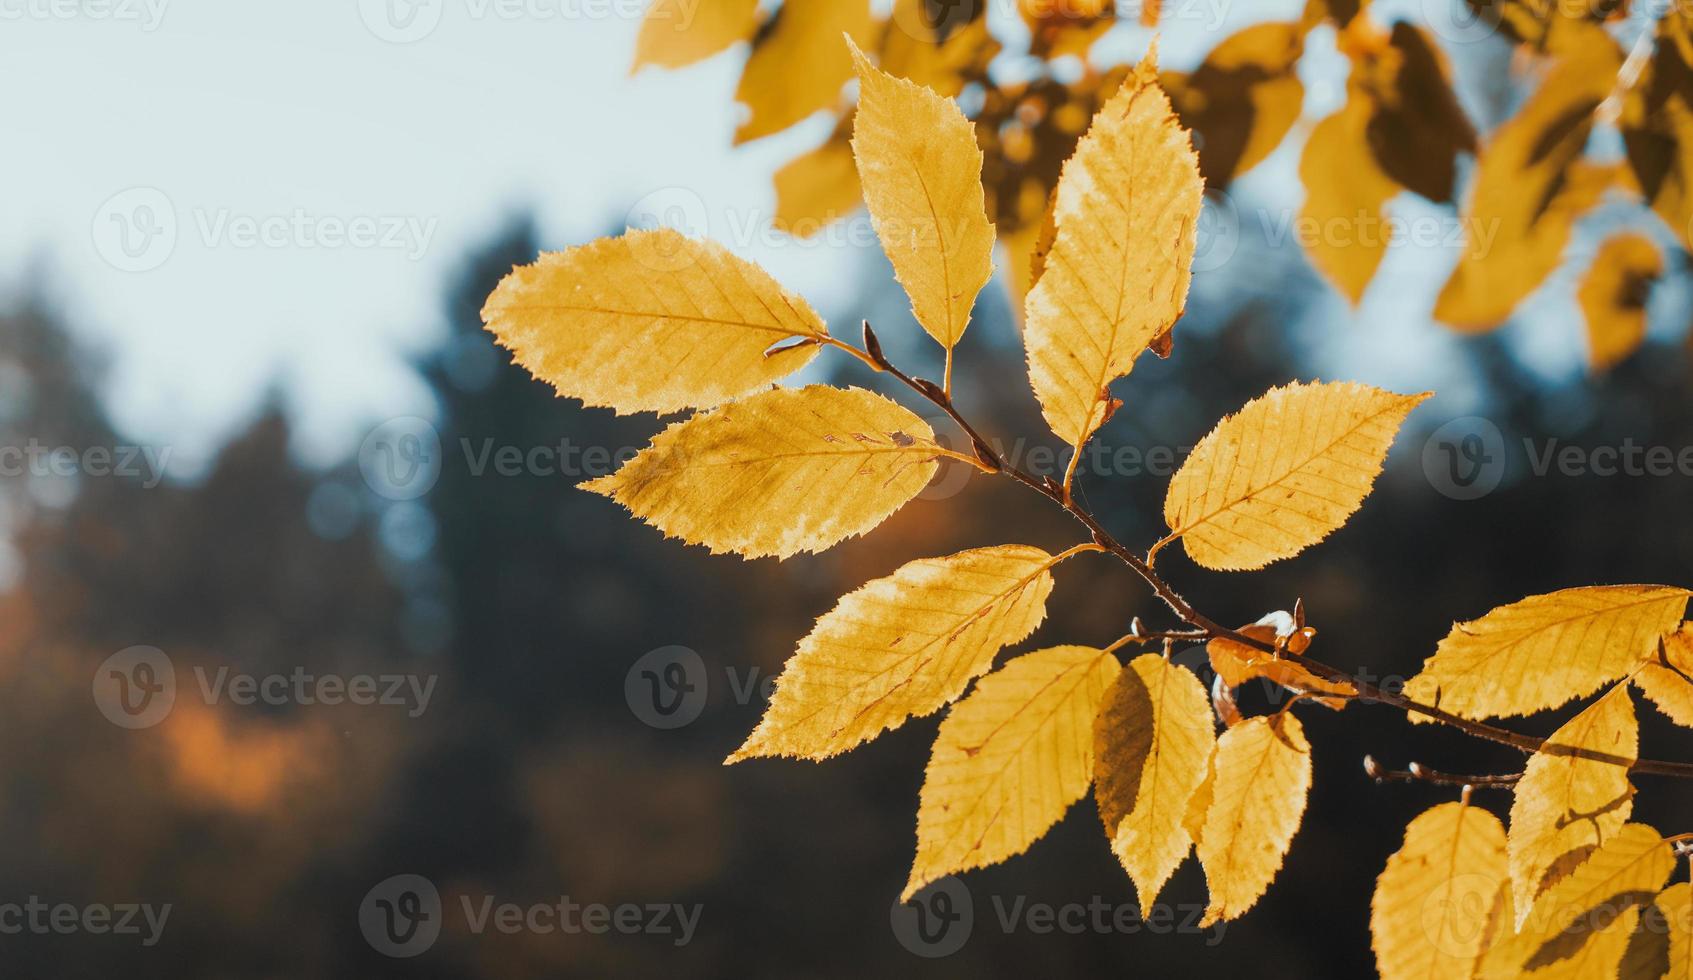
left=1580, top=233, right=1662, bottom=372
left=733, top=0, right=876, bottom=144
left=1191, top=711, right=1312, bottom=925
left=1507, top=684, right=1638, bottom=925
left=1164, top=21, right=1306, bottom=188
left=1624, top=25, right=1693, bottom=251
left=1094, top=653, right=1217, bottom=915
left=774, top=119, right=862, bottom=237
left=1207, top=614, right=1354, bottom=709
left=1435, top=43, right=1623, bottom=331
left=1403, top=586, right=1690, bottom=722
left=631, top=0, right=759, bottom=73
left=849, top=38, right=995, bottom=356
left=1298, top=93, right=1399, bottom=304
left=482, top=229, right=828, bottom=414
left=1023, top=47, right=1203, bottom=451
left=582, top=385, right=942, bottom=560
left=1661, top=882, right=1693, bottom=979
left=1634, top=624, right=1693, bottom=727
left=1477, top=824, right=1674, bottom=980
left=904, top=646, right=1120, bottom=899
left=1371, top=801, right=1510, bottom=980
left=728, top=544, right=1067, bottom=761
left=1162, top=381, right=1429, bottom=571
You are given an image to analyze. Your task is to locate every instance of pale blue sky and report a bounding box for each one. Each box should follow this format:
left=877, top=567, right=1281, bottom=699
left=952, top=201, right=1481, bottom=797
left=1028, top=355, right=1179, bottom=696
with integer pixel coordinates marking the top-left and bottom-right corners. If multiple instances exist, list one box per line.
left=0, top=0, right=1667, bottom=478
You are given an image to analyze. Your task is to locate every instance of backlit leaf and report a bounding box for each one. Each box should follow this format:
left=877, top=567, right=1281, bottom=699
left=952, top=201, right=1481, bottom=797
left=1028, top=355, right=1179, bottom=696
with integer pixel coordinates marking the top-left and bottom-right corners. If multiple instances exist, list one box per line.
left=849, top=38, right=995, bottom=353
left=1207, top=613, right=1354, bottom=708
left=1662, top=882, right=1693, bottom=979
left=482, top=229, right=828, bottom=414
left=1435, top=43, right=1623, bottom=330
left=1579, top=232, right=1662, bottom=372
left=1632, top=623, right=1693, bottom=728
left=1507, top=684, right=1638, bottom=925
left=1191, top=712, right=1312, bottom=925
left=905, top=646, right=1120, bottom=899
left=1094, top=653, right=1216, bottom=915
left=1023, top=47, right=1204, bottom=451
left=728, top=544, right=1064, bottom=760
left=733, top=0, right=876, bottom=143
left=1162, top=381, right=1429, bottom=571
left=1298, top=93, right=1400, bottom=305
left=1371, top=801, right=1511, bottom=980
left=1164, top=21, right=1306, bottom=188
left=1403, top=586, right=1690, bottom=721
left=582, top=385, right=941, bottom=560
left=1477, top=824, right=1674, bottom=980
left=632, top=0, right=759, bottom=72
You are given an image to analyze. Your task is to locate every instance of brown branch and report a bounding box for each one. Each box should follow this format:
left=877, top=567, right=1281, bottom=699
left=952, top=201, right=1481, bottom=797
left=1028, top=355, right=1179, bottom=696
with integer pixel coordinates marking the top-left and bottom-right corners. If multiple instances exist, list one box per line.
left=1363, top=755, right=1521, bottom=790
left=831, top=327, right=1693, bottom=782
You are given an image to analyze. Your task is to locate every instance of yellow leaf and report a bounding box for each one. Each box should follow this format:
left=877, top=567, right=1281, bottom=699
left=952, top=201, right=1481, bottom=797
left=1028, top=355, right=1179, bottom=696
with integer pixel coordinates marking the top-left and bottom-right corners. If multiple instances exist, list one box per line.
left=631, top=0, right=759, bottom=73
left=482, top=229, right=828, bottom=414
left=1507, top=684, right=1638, bottom=926
left=1580, top=232, right=1662, bottom=372
left=1633, top=624, right=1693, bottom=727
left=1191, top=712, right=1312, bottom=925
left=1183, top=744, right=1215, bottom=847
left=1207, top=614, right=1354, bottom=708
left=728, top=544, right=1067, bottom=761
left=1023, top=47, right=1204, bottom=451
left=1435, top=44, right=1622, bottom=331
left=1371, top=801, right=1511, bottom=980
left=1094, top=653, right=1216, bottom=915
left=1298, top=86, right=1399, bottom=304
left=1404, top=586, right=1690, bottom=722
left=1662, top=882, right=1693, bottom=979
left=1624, top=27, right=1693, bottom=252
left=1477, top=824, right=1674, bottom=980
left=1162, top=381, right=1429, bottom=571
left=849, top=39, right=995, bottom=355
left=905, top=646, right=1120, bottom=899
left=773, top=120, right=862, bottom=237
left=733, top=0, right=876, bottom=144
left=1165, top=21, right=1306, bottom=188
left=582, top=385, right=942, bottom=560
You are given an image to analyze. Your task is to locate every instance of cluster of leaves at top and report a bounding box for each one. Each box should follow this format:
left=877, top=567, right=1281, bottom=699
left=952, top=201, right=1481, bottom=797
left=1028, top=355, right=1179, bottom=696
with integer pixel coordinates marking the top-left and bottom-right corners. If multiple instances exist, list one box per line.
left=632, top=0, right=1693, bottom=371
left=484, top=31, right=1693, bottom=980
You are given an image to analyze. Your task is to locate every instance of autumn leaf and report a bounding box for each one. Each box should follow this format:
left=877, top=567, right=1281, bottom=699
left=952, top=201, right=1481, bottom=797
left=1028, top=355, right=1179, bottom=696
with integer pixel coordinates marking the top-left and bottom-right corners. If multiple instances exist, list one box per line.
left=905, top=646, right=1120, bottom=899
left=1299, top=91, right=1399, bottom=304
left=733, top=0, right=875, bottom=144
left=1624, top=23, right=1693, bottom=252
left=1633, top=623, right=1693, bottom=728
left=1191, top=711, right=1312, bottom=925
left=1023, top=46, right=1204, bottom=453
left=728, top=544, right=1068, bottom=761
left=1094, top=653, right=1216, bottom=915
left=1435, top=42, right=1623, bottom=331
left=1507, top=684, right=1638, bottom=925
left=1207, top=613, right=1354, bottom=708
left=774, top=118, right=861, bottom=237
left=1403, top=586, right=1691, bottom=722
left=1371, top=801, right=1511, bottom=980
left=482, top=229, right=828, bottom=414
left=1661, top=882, right=1693, bottom=978
left=1580, top=233, right=1662, bottom=372
left=1164, top=21, right=1306, bottom=188
left=631, top=0, right=759, bottom=73
left=1161, top=381, right=1428, bottom=571
left=582, top=385, right=943, bottom=560
left=1477, top=823, right=1674, bottom=980
left=848, top=38, right=995, bottom=362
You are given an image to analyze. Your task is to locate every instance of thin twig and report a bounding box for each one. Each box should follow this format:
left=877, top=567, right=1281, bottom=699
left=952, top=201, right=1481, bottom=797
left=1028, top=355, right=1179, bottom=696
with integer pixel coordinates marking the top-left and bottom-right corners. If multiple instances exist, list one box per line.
left=1363, top=755, right=1522, bottom=790
left=823, top=329, right=1693, bottom=781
